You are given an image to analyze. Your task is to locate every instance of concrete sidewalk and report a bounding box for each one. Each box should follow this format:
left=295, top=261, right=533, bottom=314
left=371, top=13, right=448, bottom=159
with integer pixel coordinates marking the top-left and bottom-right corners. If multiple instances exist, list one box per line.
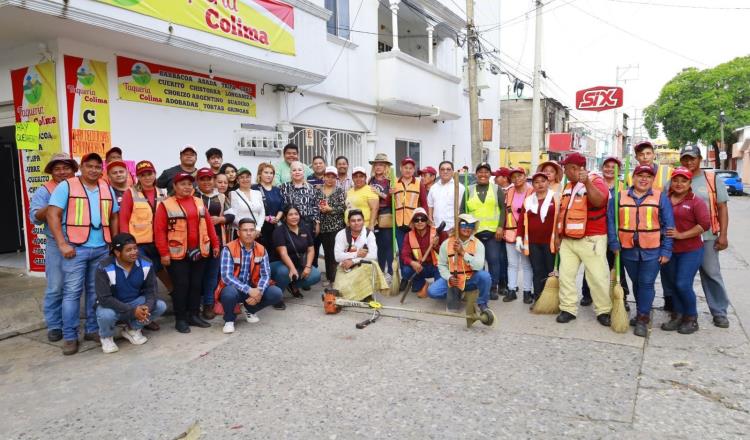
left=0, top=268, right=46, bottom=340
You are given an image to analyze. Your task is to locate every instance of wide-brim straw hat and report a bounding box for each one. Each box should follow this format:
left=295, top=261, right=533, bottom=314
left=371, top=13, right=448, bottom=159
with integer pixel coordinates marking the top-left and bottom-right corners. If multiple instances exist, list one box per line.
left=369, top=153, right=392, bottom=165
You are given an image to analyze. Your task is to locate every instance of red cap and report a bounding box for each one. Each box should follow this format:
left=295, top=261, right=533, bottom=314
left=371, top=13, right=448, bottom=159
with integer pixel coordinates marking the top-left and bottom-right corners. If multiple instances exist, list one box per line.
left=602, top=156, right=622, bottom=167
left=173, top=172, right=195, bottom=184
left=634, top=141, right=655, bottom=153
left=632, top=164, right=656, bottom=177
left=531, top=172, right=548, bottom=181
left=81, top=152, right=103, bottom=164
left=106, top=160, right=127, bottom=171
left=496, top=167, right=511, bottom=177
left=419, top=166, right=437, bottom=176
left=401, top=157, right=416, bottom=167
left=509, top=167, right=526, bottom=176
left=561, top=153, right=586, bottom=167
left=196, top=167, right=215, bottom=179
left=670, top=166, right=693, bottom=180
left=135, top=160, right=156, bottom=176
left=105, top=147, right=122, bottom=159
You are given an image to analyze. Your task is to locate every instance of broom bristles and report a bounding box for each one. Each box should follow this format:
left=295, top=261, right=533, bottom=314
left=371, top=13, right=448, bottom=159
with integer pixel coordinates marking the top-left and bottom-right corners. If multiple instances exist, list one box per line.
left=390, top=260, right=401, bottom=296
left=532, top=275, right=560, bottom=314
left=610, top=284, right=629, bottom=333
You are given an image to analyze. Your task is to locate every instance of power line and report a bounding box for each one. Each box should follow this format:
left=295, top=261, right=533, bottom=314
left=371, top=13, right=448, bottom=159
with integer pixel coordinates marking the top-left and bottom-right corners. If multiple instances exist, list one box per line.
left=477, top=0, right=578, bottom=33
left=604, top=0, right=750, bottom=10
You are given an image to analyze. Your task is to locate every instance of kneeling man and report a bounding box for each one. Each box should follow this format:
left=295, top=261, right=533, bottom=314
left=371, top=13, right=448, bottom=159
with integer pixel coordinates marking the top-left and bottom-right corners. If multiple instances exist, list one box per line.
left=217, top=219, right=283, bottom=334
left=333, top=209, right=388, bottom=300
left=428, top=214, right=491, bottom=312
left=95, top=233, right=167, bottom=354
left=399, top=207, right=441, bottom=297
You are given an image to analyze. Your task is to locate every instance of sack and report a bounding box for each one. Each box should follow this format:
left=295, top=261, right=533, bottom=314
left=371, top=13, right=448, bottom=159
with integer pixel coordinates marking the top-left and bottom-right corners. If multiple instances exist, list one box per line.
left=377, top=212, right=392, bottom=228
left=322, top=288, right=341, bottom=314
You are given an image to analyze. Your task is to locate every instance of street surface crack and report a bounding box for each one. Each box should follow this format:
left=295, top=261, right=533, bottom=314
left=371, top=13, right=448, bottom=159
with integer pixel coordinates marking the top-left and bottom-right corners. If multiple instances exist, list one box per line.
left=661, top=379, right=748, bottom=413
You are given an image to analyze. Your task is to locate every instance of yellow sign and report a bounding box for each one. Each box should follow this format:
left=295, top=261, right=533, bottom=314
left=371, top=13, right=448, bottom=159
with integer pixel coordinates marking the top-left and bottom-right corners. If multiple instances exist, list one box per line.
left=15, top=122, right=40, bottom=150
left=64, top=56, right=112, bottom=157
left=117, top=56, right=257, bottom=117
left=95, top=0, right=295, bottom=55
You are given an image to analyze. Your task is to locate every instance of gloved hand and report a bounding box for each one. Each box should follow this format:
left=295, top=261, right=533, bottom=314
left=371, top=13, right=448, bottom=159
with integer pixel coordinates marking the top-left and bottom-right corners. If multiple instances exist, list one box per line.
left=515, top=237, right=524, bottom=253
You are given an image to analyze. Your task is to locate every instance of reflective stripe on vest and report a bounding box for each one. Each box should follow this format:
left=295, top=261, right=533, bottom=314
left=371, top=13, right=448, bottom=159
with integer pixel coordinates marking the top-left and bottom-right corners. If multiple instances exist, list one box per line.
left=213, top=239, right=266, bottom=300
left=466, top=184, right=500, bottom=233
left=394, top=177, right=422, bottom=226
left=64, top=178, right=113, bottom=245
left=446, top=237, right=477, bottom=291
left=618, top=189, right=662, bottom=249
left=128, top=187, right=166, bottom=244
left=408, top=226, right=438, bottom=265
left=653, top=165, right=672, bottom=192
left=162, top=196, right=210, bottom=260
left=703, top=171, right=721, bottom=235
left=503, top=185, right=532, bottom=243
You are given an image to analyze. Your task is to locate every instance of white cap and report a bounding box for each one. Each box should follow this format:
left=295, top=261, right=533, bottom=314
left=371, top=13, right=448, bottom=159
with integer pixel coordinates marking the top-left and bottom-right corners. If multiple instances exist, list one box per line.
left=411, top=207, right=428, bottom=220
left=324, top=166, right=337, bottom=176
left=351, top=166, right=367, bottom=177
left=457, top=213, right=478, bottom=224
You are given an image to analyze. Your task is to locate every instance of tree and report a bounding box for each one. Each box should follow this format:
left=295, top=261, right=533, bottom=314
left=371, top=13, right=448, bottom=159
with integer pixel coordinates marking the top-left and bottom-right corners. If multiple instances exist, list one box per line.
left=644, top=56, right=750, bottom=169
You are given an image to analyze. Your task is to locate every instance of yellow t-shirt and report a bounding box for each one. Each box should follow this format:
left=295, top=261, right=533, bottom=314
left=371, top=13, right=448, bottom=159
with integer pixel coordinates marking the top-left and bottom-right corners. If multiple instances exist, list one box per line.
left=346, top=185, right=379, bottom=224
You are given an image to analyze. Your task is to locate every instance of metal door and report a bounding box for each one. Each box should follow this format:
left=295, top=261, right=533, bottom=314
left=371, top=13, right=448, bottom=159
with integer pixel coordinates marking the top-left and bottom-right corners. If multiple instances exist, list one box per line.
left=289, top=125, right=365, bottom=168
left=0, top=126, right=25, bottom=253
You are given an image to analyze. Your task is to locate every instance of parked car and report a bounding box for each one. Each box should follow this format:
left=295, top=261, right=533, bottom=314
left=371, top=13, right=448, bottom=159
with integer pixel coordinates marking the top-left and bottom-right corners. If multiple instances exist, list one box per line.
left=714, top=170, right=744, bottom=195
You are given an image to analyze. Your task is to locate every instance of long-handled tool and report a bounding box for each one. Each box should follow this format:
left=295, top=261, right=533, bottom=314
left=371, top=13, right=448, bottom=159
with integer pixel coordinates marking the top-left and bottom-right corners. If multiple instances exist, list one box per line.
left=531, top=175, right=566, bottom=314
left=610, top=163, right=629, bottom=333
left=335, top=297, right=495, bottom=328
left=447, top=171, right=462, bottom=312
left=390, top=168, right=401, bottom=296
left=400, top=221, right=446, bottom=303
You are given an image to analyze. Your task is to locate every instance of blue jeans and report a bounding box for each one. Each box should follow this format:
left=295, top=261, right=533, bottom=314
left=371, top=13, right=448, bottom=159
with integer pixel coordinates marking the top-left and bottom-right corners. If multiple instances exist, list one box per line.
left=42, top=239, right=64, bottom=331
left=395, top=227, right=408, bottom=263
left=427, top=270, right=491, bottom=307
left=96, top=297, right=167, bottom=338
left=270, top=261, right=321, bottom=291
left=400, top=263, right=441, bottom=291
left=476, top=231, right=504, bottom=287
left=699, top=241, right=730, bottom=317
left=201, top=255, right=221, bottom=306
left=661, top=248, right=704, bottom=317
left=622, top=257, right=661, bottom=316
left=61, top=245, right=108, bottom=341
left=219, top=285, right=284, bottom=322
left=375, top=227, right=393, bottom=275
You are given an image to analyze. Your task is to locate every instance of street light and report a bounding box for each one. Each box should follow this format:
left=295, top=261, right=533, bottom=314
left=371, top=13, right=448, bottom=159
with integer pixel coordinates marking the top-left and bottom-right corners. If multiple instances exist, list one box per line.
left=719, top=110, right=726, bottom=169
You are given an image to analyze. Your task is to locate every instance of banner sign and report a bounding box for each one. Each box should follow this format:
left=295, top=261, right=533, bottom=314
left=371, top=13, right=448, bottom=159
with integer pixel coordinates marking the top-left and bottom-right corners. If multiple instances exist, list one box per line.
left=10, top=61, right=63, bottom=272
left=94, top=0, right=295, bottom=55
left=575, top=86, right=623, bottom=112
left=116, top=56, right=257, bottom=117
left=15, top=122, right=40, bottom=150
left=64, top=56, right=112, bottom=158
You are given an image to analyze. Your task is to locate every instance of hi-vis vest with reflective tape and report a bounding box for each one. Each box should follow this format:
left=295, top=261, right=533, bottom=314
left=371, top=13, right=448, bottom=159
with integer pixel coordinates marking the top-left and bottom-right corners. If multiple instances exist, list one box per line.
left=128, top=187, right=167, bottom=244
left=394, top=177, right=422, bottom=226
left=466, top=184, right=501, bottom=233
left=43, top=180, right=58, bottom=195
left=557, top=177, right=606, bottom=239
left=446, top=236, right=477, bottom=291
left=626, top=164, right=672, bottom=191
left=703, top=171, right=721, bottom=235
left=408, top=226, right=438, bottom=265
left=503, top=185, right=532, bottom=243
left=618, top=189, right=662, bottom=249
left=214, top=239, right=266, bottom=301
left=64, top=177, right=113, bottom=245
left=162, top=196, right=210, bottom=260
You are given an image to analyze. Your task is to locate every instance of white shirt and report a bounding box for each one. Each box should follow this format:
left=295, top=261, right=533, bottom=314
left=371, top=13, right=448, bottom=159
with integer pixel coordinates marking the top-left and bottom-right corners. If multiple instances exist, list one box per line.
left=230, top=189, right=265, bottom=230
left=427, top=178, right=465, bottom=230
left=334, top=227, right=378, bottom=264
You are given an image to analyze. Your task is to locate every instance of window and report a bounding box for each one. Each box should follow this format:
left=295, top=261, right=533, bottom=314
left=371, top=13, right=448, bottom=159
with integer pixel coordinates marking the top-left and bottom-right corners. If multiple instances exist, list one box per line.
left=480, top=119, right=493, bottom=142
left=325, top=0, right=350, bottom=39
left=395, top=140, right=421, bottom=169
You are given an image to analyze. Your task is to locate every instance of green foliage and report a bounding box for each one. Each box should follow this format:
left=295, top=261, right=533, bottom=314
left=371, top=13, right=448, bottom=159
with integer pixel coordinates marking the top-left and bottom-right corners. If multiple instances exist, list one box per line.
left=644, top=56, right=750, bottom=152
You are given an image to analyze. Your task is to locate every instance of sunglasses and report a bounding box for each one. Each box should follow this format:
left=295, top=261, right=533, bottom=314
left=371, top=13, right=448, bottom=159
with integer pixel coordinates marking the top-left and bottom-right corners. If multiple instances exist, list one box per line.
left=459, top=223, right=475, bottom=229
left=413, top=217, right=428, bottom=223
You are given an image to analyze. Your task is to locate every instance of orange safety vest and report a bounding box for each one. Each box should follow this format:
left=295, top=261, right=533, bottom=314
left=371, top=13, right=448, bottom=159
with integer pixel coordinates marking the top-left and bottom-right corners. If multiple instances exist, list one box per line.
left=522, top=193, right=558, bottom=256
left=64, top=177, right=114, bottom=245
left=703, top=171, right=721, bottom=235
left=446, top=236, right=477, bottom=291
left=618, top=189, right=662, bottom=249
left=213, top=239, right=266, bottom=314
left=408, top=226, right=438, bottom=265
left=128, top=187, right=167, bottom=244
left=557, top=177, right=606, bottom=239
left=394, top=177, right=422, bottom=227
left=162, top=196, right=210, bottom=260
left=43, top=180, right=58, bottom=195
left=503, top=185, right=533, bottom=243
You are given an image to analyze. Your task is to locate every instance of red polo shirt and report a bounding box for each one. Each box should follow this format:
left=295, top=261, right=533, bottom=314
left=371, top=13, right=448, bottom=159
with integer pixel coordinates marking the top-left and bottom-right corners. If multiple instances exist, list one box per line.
left=671, top=192, right=711, bottom=253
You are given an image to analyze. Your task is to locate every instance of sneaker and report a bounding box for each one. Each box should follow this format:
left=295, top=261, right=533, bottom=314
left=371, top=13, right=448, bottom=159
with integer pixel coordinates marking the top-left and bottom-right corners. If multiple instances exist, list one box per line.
left=556, top=311, right=576, bottom=323
left=100, top=336, right=119, bottom=354
left=660, top=313, right=683, bottom=332
left=47, top=329, right=63, bottom=342
left=122, top=328, right=148, bottom=345
left=222, top=321, right=235, bottom=334
left=273, top=301, right=287, bottom=310
left=713, top=315, right=729, bottom=328
left=523, top=291, right=533, bottom=304
left=596, top=313, right=612, bottom=327
left=245, top=312, right=260, bottom=323
left=502, top=289, right=518, bottom=302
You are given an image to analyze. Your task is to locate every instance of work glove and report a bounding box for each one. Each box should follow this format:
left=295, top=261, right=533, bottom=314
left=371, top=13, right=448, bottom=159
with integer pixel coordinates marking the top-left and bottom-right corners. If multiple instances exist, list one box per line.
left=515, top=237, right=524, bottom=253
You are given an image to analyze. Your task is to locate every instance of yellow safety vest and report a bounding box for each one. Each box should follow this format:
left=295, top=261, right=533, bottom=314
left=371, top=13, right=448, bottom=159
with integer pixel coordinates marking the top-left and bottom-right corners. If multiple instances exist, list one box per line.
left=465, top=184, right=500, bottom=233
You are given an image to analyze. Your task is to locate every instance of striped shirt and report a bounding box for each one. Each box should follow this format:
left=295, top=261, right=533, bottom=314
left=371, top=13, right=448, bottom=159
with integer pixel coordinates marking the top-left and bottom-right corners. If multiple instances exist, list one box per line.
left=220, top=243, right=271, bottom=294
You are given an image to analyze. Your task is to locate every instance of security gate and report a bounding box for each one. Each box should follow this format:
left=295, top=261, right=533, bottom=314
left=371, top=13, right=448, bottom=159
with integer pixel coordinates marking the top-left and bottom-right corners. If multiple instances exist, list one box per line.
left=290, top=125, right=365, bottom=168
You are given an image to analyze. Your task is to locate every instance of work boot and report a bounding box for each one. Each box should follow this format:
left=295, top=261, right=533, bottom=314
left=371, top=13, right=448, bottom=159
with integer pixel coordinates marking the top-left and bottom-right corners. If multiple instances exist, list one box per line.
left=663, top=296, right=674, bottom=312
left=490, top=285, right=499, bottom=301
left=187, top=313, right=211, bottom=328
left=503, top=288, right=518, bottom=302
left=523, top=290, right=533, bottom=304
left=47, top=329, right=63, bottom=342
left=145, top=321, right=160, bottom=331
left=660, top=313, right=683, bottom=331
left=713, top=315, right=730, bottom=328
left=175, top=320, right=191, bottom=333
left=580, top=296, right=593, bottom=307
left=556, top=311, right=576, bottom=323
left=596, top=313, right=611, bottom=327
left=634, top=314, right=650, bottom=337
left=678, top=316, right=699, bottom=334
left=447, top=289, right=462, bottom=313
left=273, top=301, right=287, bottom=310
left=202, top=305, right=216, bottom=320
left=498, top=282, right=509, bottom=297
left=83, top=332, right=101, bottom=344
left=62, top=339, right=78, bottom=356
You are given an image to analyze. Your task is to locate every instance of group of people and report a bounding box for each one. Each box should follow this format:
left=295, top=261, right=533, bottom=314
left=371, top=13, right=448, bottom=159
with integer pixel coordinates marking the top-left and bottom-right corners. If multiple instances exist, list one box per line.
left=31, top=139, right=731, bottom=355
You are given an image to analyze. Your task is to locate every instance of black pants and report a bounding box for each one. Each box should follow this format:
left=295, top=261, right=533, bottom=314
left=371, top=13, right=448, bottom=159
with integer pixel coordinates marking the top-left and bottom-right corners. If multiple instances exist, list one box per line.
left=167, top=258, right=206, bottom=320
left=259, top=222, right=275, bottom=248
left=528, top=243, right=555, bottom=296
left=313, top=234, right=321, bottom=268
left=582, top=250, right=629, bottom=299
left=319, top=231, right=338, bottom=283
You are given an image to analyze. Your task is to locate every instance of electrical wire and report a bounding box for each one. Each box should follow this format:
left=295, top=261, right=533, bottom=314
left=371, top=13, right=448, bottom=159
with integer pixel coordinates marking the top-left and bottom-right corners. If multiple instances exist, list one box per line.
left=603, top=0, right=750, bottom=10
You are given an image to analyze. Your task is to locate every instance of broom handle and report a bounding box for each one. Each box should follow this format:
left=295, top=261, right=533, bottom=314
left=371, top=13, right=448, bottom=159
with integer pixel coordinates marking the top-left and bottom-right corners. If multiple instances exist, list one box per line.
left=553, top=175, right=567, bottom=271
left=614, top=164, right=621, bottom=283
left=391, top=168, right=398, bottom=255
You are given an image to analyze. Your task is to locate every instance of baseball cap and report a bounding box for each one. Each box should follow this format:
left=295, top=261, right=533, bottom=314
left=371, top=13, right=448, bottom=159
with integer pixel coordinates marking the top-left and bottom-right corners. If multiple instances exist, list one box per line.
left=475, top=162, right=492, bottom=173
left=496, top=167, right=511, bottom=178
left=236, top=167, right=251, bottom=176
left=351, top=166, right=367, bottom=177
left=411, top=207, right=429, bottom=221
left=197, top=167, right=215, bottom=179
left=632, top=165, right=656, bottom=176
left=680, top=145, right=701, bottom=158
left=531, top=172, right=548, bottom=181
left=135, top=160, right=156, bottom=176
left=671, top=166, right=693, bottom=180
left=173, top=172, right=195, bottom=184
left=324, top=166, right=337, bottom=176
left=634, top=141, right=655, bottom=153
left=401, top=157, right=416, bottom=167
left=81, top=152, right=103, bottom=164
left=457, top=213, right=478, bottom=226
left=419, top=166, right=437, bottom=176
left=44, top=153, right=78, bottom=174
left=105, top=147, right=122, bottom=159
left=509, top=167, right=526, bottom=176
left=106, top=160, right=127, bottom=171
left=602, top=156, right=622, bottom=167
left=180, top=145, right=197, bottom=155
left=561, top=153, right=586, bottom=167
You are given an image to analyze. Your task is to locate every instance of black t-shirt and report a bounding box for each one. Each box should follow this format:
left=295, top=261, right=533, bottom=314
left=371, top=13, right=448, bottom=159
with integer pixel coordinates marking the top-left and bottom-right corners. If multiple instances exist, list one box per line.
left=271, top=223, right=314, bottom=268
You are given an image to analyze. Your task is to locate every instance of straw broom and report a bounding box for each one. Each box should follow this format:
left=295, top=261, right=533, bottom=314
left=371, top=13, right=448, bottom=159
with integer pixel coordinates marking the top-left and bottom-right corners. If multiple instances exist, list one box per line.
left=390, top=168, right=401, bottom=296
left=610, top=164, right=629, bottom=333
left=532, top=176, right=566, bottom=314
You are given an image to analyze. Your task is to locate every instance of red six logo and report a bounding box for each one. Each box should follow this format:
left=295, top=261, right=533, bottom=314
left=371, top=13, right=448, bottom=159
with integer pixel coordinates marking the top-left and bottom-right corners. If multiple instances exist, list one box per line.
left=575, top=86, right=624, bottom=112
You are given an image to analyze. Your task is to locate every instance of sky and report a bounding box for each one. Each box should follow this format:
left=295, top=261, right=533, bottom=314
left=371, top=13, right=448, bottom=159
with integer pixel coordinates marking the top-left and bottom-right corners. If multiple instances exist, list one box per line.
left=474, top=0, right=750, bottom=141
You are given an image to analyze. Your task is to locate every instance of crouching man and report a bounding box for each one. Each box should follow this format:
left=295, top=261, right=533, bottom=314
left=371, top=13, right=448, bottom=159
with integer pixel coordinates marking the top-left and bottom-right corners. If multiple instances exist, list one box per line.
left=427, top=214, right=491, bottom=312
left=95, top=233, right=167, bottom=354
left=217, top=218, right=283, bottom=334
left=333, top=209, right=388, bottom=300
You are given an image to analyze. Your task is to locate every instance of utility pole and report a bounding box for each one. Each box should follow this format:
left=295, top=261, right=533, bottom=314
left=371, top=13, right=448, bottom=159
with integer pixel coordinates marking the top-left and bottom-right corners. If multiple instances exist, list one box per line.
left=613, top=64, right=639, bottom=158
left=529, top=0, right=543, bottom=172
left=466, top=0, right=481, bottom=168
left=496, top=0, right=502, bottom=167
left=720, top=110, right=727, bottom=169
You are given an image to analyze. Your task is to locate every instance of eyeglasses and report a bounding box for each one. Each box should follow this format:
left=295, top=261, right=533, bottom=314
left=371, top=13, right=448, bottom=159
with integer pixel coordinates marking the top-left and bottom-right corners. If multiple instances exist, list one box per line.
left=413, top=217, right=428, bottom=223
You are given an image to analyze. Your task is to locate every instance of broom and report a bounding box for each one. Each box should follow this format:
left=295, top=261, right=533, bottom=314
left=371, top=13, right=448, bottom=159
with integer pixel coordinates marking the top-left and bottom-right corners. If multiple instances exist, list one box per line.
left=390, top=168, right=401, bottom=296
left=532, top=175, right=566, bottom=314
left=610, top=163, right=629, bottom=333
